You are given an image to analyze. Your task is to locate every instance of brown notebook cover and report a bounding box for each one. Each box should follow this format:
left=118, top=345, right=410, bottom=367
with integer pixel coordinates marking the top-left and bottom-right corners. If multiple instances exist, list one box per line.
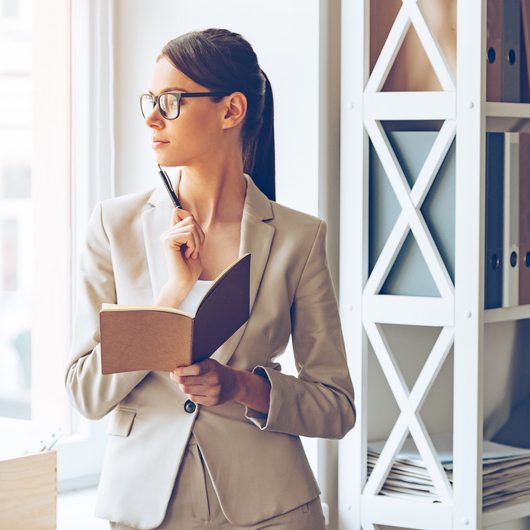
left=99, top=253, right=251, bottom=374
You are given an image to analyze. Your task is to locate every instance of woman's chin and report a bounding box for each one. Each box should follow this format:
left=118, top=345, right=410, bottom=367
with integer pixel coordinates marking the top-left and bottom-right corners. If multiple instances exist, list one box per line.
left=155, top=154, right=180, bottom=166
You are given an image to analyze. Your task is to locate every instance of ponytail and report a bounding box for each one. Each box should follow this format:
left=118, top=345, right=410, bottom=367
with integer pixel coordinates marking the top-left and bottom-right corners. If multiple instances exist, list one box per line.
left=246, top=69, right=275, bottom=202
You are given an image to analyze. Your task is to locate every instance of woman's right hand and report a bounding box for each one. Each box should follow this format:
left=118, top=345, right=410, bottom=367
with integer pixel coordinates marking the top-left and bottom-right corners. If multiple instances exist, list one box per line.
left=157, top=207, right=205, bottom=304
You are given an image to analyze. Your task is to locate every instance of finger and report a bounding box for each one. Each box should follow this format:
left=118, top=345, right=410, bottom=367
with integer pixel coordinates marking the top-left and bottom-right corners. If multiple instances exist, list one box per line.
left=179, top=218, right=204, bottom=256
left=171, top=372, right=208, bottom=384
left=192, top=229, right=203, bottom=259
left=178, top=383, right=211, bottom=396
left=197, top=223, right=206, bottom=245
left=186, top=395, right=215, bottom=406
left=174, top=362, right=204, bottom=377
left=174, top=374, right=210, bottom=385
left=171, top=207, right=192, bottom=227
left=161, top=225, right=189, bottom=244
left=170, top=212, right=204, bottom=252
left=173, top=226, right=199, bottom=259
left=186, top=229, right=200, bottom=259
left=165, top=228, right=199, bottom=258
left=176, top=213, right=204, bottom=243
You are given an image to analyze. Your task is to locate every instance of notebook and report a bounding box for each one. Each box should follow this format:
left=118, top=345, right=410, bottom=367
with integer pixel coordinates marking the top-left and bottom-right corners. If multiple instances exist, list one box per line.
left=99, top=253, right=251, bottom=374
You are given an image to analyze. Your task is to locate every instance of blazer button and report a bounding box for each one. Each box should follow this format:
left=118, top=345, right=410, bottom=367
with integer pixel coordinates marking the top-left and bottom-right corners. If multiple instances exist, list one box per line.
left=184, top=399, right=196, bottom=414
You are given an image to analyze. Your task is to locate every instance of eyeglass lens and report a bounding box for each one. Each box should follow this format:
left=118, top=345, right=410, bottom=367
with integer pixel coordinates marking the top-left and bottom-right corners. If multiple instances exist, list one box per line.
left=141, top=93, right=180, bottom=119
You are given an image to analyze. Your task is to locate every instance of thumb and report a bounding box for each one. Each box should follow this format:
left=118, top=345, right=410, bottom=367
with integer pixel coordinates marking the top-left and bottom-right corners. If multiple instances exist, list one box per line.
left=170, top=206, right=191, bottom=226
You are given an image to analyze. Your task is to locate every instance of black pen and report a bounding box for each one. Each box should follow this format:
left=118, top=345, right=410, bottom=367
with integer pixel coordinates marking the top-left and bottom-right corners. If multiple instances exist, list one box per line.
left=158, top=164, right=182, bottom=209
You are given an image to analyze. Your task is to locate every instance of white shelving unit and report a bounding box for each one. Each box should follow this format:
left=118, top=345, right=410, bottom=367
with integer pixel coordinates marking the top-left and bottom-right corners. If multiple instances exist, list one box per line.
left=338, top=1, right=530, bottom=529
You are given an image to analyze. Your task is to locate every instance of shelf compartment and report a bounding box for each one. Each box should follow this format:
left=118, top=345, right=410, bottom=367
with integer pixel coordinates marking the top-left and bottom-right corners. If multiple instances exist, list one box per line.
left=482, top=493, right=530, bottom=527
left=361, top=495, right=452, bottom=529
left=484, top=304, right=530, bottom=323
left=486, top=102, right=530, bottom=132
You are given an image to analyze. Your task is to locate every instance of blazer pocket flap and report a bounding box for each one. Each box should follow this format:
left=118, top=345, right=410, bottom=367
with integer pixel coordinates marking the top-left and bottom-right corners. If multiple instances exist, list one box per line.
left=106, top=407, right=137, bottom=437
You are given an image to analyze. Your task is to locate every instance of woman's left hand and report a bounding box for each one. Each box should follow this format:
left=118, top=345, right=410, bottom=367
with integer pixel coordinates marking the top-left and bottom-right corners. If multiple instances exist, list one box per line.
left=170, top=359, right=241, bottom=406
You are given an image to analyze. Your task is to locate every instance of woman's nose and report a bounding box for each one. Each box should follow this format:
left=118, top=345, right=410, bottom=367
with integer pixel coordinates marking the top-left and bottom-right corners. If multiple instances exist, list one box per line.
left=145, top=106, right=164, bottom=127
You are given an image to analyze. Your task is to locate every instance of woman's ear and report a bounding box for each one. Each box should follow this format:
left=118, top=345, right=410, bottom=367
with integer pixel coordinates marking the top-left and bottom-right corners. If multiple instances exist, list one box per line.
left=221, top=91, right=247, bottom=130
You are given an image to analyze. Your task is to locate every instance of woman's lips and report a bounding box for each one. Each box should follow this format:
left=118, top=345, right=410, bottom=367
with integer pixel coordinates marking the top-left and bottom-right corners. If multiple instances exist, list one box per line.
left=152, top=141, right=170, bottom=148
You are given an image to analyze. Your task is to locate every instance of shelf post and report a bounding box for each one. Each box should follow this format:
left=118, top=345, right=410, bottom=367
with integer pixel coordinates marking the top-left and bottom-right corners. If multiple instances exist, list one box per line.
left=338, top=0, right=370, bottom=529
left=453, top=0, right=486, bottom=528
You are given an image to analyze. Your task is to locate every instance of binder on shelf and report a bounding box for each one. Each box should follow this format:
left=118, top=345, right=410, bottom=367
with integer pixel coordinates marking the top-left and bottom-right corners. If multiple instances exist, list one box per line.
left=487, top=0, right=521, bottom=102
left=519, top=133, right=530, bottom=304
left=492, top=397, right=530, bottom=449
left=487, top=0, right=503, bottom=101
left=521, top=0, right=530, bottom=102
left=485, top=132, right=504, bottom=309
left=503, top=132, right=520, bottom=307
left=502, top=0, right=521, bottom=102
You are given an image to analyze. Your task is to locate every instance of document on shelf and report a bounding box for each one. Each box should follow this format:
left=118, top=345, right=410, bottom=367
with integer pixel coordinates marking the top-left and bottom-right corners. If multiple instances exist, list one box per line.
left=367, top=432, right=530, bottom=505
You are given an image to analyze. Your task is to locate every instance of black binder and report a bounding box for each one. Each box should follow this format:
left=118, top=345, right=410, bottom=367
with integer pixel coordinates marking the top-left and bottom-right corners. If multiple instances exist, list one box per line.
left=519, top=133, right=530, bottom=304
left=485, top=132, right=505, bottom=309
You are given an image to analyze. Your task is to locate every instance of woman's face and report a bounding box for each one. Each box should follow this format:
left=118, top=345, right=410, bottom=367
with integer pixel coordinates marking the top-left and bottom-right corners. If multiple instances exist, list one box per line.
left=145, top=56, right=240, bottom=167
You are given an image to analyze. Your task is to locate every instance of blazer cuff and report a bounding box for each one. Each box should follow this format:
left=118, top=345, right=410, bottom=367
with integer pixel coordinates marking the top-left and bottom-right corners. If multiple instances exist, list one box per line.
left=243, top=365, right=286, bottom=431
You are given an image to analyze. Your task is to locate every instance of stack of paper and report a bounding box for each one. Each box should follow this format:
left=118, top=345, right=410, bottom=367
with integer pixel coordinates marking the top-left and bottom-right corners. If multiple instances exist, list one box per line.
left=0, top=417, right=63, bottom=461
left=368, top=433, right=530, bottom=507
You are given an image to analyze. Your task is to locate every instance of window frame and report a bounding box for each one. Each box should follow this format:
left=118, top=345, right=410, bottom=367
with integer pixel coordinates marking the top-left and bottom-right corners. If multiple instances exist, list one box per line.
left=31, top=0, right=117, bottom=491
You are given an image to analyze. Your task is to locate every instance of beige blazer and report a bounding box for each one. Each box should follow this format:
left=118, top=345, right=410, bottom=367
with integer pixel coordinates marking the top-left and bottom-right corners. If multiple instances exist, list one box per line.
left=64, top=171, right=356, bottom=529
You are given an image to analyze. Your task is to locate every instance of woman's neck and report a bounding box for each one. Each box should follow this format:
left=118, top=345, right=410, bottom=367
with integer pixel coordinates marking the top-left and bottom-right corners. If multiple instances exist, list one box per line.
left=175, top=164, right=247, bottom=229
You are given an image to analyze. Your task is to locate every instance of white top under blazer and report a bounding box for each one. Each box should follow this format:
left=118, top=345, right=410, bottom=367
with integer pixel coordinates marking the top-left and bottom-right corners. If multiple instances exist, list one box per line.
left=177, top=279, right=214, bottom=315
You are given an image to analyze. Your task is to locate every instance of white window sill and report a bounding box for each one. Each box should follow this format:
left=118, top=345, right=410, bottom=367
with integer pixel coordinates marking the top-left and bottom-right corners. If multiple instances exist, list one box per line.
left=57, top=487, right=108, bottom=530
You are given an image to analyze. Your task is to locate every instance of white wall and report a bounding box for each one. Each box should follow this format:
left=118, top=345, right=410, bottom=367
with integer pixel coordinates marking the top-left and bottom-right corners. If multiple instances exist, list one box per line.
left=113, top=0, right=320, bottom=217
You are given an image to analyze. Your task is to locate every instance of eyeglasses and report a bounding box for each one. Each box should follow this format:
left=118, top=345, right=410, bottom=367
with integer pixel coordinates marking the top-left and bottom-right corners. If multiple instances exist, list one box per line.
left=139, top=90, right=229, bottom=120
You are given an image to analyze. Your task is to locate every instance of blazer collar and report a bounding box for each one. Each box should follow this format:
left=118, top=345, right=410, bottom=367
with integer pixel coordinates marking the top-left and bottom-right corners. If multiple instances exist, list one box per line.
left=140, top=168, right=275, bottom=366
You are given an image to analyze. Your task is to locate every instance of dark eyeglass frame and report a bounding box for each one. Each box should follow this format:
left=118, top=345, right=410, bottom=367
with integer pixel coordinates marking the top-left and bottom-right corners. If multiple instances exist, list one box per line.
left=139, top=90, right=230, bottom=120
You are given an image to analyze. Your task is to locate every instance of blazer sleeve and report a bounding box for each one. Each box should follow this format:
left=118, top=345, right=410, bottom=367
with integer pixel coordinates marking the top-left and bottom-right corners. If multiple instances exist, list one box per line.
left=244, top=219, right=356, bottom=439
left=64, top=201, right=150, bottom=420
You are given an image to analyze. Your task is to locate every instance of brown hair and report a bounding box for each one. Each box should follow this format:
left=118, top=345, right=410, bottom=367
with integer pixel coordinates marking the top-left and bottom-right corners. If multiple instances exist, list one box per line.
left=158, top=28, right=276, bottom=201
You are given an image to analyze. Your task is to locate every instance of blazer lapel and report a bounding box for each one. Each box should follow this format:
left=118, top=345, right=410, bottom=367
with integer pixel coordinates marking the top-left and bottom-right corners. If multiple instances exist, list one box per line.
left=140, top=168, right=275, bottom=366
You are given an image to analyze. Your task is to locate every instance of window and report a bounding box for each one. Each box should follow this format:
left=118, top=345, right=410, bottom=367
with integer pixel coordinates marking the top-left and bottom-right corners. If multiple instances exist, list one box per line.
left=0, top=0, right=32, bottom=421
left=3, top=164, right=31, bottom=198
left=2, top=0, right=19, bottom=19
left=0, top=213, right=32, bottom=419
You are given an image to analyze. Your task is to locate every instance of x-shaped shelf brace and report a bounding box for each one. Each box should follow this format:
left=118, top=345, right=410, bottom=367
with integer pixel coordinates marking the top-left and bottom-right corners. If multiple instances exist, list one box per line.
left=363, top=118, right=456, bottom=299
left=360, top=0, right=459, bottom=506
left=363, top=323, right=455, bottom=503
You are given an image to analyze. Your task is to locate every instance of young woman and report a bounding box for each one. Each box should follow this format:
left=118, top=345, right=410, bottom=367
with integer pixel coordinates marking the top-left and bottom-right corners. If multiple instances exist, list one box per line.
left=65, top=28, right=356, bottom=530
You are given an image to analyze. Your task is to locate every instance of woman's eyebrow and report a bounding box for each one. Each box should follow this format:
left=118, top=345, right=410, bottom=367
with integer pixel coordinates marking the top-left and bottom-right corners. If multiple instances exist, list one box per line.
left=148, top=86, right=187, bottom=95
